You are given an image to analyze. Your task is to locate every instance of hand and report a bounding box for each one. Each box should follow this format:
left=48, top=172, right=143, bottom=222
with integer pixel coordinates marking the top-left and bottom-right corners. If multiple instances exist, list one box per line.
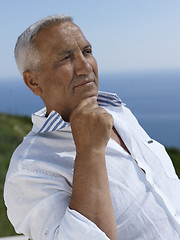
left=69, top=96, right=114, bottom=153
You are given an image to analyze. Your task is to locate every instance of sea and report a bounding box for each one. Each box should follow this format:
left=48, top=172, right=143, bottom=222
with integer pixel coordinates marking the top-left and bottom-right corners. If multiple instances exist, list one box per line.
left=0, top=69, right=180, bottom=149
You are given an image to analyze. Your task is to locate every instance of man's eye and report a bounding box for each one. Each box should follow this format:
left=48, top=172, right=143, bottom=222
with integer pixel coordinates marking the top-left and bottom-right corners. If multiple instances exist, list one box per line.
left=84, top=48, right=92, bottom=55
left=62, top=55, right=71, bottom=61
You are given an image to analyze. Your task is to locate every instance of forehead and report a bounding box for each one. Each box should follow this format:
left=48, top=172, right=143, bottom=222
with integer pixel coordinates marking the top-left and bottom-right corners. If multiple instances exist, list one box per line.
left=33, top=22, right=89, bottom=54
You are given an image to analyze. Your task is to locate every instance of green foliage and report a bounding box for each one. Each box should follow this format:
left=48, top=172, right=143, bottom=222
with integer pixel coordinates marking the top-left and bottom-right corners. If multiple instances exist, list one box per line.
left=0, top=113, right=32, bottom=237
left=0, top=113, right=180, bottom=237
left=166, top=147, right=180, bottom=178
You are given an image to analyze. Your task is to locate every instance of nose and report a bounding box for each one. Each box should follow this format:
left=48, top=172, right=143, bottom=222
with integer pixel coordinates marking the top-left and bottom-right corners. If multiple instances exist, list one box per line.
left=74, top=53, right=92, bottom=76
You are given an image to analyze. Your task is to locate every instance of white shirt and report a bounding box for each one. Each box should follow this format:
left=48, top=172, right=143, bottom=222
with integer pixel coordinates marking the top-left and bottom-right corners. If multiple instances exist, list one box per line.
left=4, top=91, right=180, bottom=240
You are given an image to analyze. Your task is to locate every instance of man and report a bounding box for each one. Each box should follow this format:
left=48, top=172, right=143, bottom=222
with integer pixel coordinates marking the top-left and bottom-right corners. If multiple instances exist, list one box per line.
left=4, top=15, right=180, bottom=240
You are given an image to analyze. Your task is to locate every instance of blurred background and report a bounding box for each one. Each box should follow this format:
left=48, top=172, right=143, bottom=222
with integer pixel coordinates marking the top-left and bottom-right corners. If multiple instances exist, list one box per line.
left=0, top=0, right=180, bottom=237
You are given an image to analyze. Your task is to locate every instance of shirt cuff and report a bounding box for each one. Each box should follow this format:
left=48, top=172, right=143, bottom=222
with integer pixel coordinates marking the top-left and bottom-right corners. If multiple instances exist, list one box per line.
left=53, top=207, right=110, bottom=239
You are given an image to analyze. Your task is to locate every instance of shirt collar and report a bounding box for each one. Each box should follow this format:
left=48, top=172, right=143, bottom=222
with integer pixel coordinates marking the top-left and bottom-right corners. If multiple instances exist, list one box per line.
left=32, top=91, right=123, bottom=133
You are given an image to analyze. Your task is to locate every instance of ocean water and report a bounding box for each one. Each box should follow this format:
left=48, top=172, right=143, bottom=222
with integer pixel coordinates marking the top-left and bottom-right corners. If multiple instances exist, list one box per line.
left=0, top=69, right=180, bottom=148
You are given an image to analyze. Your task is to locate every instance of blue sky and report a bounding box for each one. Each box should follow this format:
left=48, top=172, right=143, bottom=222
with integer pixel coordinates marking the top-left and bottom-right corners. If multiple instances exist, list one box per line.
left=0, top=0, right=180, bottom=79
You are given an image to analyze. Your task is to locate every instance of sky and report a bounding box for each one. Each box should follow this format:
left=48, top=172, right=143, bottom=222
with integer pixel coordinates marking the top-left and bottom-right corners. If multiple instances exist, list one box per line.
left=0, top=0, right=180, bottom=79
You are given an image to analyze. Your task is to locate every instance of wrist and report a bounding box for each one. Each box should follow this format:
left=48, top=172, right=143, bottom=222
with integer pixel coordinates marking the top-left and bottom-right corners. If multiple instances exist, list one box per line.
left=76, top=147, right=105, bottom=159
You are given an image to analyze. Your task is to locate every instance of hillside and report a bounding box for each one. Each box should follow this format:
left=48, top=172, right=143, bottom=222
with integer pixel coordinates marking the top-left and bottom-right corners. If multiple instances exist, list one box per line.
left=0, top=113, right=180, bottom=237
left=0, top=113, right=32, bottom=236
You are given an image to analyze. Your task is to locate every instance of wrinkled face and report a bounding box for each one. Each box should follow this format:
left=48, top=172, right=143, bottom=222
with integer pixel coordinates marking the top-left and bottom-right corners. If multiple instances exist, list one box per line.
left=34, top=21, right=99, bottom=121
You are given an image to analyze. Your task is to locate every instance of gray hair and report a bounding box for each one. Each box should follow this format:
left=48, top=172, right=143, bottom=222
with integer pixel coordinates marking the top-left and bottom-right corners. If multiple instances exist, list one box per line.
left=14, top=14, right=73, bottom=75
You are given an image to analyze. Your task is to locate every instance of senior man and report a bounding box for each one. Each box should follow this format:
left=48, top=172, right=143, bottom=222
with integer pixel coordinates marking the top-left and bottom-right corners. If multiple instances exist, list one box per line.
left=4, top=15, right=180, bottom=240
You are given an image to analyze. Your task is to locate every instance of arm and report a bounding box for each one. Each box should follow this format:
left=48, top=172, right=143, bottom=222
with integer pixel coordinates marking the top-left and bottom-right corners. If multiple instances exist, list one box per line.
left=4, top=96, right=116, bottom=239
left=69, top=97, right=117, bottom=240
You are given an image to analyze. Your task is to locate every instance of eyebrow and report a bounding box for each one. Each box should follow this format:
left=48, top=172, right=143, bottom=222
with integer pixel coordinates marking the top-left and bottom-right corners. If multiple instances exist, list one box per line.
left=84, top=42, right=92, bottom=50
left=57, top=50, right=71, bottom=57
left=57, top=42, right=92, bottom=57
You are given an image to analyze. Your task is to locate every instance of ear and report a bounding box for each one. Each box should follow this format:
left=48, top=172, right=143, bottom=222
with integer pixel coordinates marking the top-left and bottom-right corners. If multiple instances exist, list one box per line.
left=23, top=71, right=42, bottom=96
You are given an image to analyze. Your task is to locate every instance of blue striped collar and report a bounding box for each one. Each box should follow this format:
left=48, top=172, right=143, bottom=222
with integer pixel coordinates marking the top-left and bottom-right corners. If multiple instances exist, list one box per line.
left=32, top=91, right=123, bottom=133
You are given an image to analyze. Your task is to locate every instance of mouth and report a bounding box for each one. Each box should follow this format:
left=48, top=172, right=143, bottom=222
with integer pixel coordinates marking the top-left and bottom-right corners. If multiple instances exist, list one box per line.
left=73, top=79, right=95, bottom=89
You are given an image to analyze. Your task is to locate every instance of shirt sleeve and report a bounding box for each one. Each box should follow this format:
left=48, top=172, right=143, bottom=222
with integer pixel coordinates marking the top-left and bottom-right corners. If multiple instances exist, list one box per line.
left=51, top=208, right=110, bottom=239
left=4, top=168, right=110, bottom=240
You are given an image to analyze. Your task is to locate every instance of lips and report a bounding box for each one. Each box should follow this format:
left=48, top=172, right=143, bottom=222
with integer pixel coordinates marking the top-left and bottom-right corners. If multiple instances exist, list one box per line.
left=73, top=79, right=95, bottom=89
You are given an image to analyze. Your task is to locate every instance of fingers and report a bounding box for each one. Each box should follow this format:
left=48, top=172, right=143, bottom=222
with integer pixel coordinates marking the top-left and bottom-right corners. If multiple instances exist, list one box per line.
left=70, top=96, right=98, bottom=122
left=70, top=95, right=114, bottom=149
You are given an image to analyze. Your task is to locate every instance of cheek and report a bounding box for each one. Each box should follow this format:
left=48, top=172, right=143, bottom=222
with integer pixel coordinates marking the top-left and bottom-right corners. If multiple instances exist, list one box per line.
left=90, top=57, right=99, bottom=87
left=55, top=64, right=74, bottom=87
left=91, top=57, right=98, bottom=77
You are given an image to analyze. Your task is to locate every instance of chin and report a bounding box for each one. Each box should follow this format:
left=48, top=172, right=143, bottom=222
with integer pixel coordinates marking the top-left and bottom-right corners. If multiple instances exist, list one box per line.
left=81, top=88, right=98, bottom=100
left=73, top=83, right=98, bottom=104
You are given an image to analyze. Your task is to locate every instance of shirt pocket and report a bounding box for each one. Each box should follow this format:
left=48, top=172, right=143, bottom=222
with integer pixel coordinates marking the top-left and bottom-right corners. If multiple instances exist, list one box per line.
left=143, top=139, right=178, bottom=179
